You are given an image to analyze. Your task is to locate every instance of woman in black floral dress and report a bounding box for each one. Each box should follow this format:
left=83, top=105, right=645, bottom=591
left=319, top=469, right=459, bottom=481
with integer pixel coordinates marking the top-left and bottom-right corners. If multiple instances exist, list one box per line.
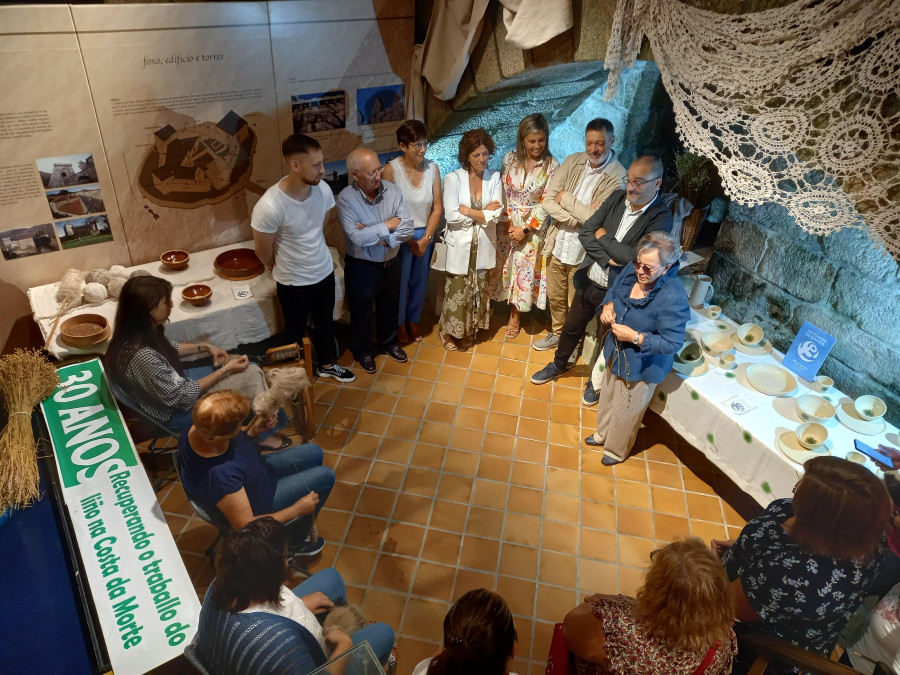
left=717, top=456, right=891, bottom=673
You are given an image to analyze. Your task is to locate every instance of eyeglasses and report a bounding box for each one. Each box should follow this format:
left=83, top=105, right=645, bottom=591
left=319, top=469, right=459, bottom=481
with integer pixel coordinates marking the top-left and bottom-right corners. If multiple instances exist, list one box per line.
left=409, top=141, right=428, bottom=150
left=634, top=259, right=662, bottom=274
left=626, top=175, right=660, bottom=187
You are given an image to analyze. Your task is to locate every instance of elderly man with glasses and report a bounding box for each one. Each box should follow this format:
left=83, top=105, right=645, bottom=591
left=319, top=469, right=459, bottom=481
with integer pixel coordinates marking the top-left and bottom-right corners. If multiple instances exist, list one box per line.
left=530, top=155, right=674, bottom=402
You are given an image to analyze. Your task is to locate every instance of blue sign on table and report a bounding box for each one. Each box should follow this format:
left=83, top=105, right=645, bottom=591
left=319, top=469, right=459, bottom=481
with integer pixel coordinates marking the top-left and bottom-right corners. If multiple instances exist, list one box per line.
left=782, top=321, right=835, bottom=381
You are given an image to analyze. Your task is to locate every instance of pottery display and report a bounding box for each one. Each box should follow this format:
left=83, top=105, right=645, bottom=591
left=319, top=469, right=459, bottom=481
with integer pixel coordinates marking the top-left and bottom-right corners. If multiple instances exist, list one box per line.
left=718, top=353, right=737, bottom=370
left=737, top=323, right=764, bottom=346
left=746, top=364, right=796, bottom=396
left=734, top=337, right=773, bottom=356
left=811, top=375, right=834, bottom=393
left=795, top=394, right=836, bottom=424
left=836, top=403, right=887, bottom=436
left=214, top=248, right=264, bottom=280
left=777, top=431, right=829, bottom=465
left=160, top=249, right=190, bottom=270
left=701, top=332, right=734, bottom=356
left=707, top=305, right=722, bottom=319
left=854, top=395, right=886, bottom=421
left=796, top=422, right=828, bottom=450
left=673, top=340, right=708, bottom=376
left=182, top=284, right=212, bottom=307
left=689, top=274, right=714, bottom=308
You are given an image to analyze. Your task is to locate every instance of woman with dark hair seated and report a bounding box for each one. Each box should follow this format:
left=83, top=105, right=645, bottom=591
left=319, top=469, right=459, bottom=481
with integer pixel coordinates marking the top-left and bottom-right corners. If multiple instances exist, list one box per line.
left=715, top=456, right=891, bottom=673
left=106, top=275, right=288, bottom=446
left=411, top=588, right=517, bottom=675
left=195, top=517, right=395, bottom=674
left=178, top=390, right=334, bottom=556
left=563, top=537, right=737, bottom=674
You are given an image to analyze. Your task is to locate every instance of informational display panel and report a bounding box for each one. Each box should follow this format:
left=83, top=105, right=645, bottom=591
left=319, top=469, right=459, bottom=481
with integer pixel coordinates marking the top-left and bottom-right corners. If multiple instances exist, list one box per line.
left=40, top=359, right=201, bottom=675
left=71, top=2, right=283, bottom=263
left=0, top=6, right=130, bottom=288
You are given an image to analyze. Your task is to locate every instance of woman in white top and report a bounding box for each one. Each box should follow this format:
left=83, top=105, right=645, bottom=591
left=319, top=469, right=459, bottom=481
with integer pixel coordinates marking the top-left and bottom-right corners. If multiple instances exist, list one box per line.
left=411, top=589, right=517, bottom=675
left=382, top=120, right=442, bottom=345
left=439, top=128, right=504, bottom=351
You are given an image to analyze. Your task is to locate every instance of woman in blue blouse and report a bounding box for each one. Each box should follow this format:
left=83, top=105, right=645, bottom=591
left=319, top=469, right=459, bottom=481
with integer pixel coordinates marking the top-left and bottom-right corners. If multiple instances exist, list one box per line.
left=585, top=231, right=690, bottom=466
left=716, top=456, right=891, bottom=674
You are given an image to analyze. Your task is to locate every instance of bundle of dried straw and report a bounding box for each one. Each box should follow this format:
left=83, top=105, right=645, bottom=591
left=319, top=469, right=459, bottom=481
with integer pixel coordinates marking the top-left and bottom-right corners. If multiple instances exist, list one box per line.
left=0, top=350, right=59, bottom=512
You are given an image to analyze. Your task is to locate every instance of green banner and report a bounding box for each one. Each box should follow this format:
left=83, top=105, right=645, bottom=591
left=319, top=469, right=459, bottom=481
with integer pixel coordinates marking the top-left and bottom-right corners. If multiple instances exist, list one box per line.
left=42, top=359, right=139, bottom=488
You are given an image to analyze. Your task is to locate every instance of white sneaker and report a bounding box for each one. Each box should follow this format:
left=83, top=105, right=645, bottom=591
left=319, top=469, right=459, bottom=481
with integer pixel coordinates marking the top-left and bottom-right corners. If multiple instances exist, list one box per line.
left=533, top=333, right=560, bottom=351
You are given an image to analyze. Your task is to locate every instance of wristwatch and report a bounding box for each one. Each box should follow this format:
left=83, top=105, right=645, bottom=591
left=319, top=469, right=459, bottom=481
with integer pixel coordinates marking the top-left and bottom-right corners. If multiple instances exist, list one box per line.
left=423, top=233, right=433, bottom=241
left=632, top=332, right=643, bottom=345
left=522, top=226, right=531, bottom=236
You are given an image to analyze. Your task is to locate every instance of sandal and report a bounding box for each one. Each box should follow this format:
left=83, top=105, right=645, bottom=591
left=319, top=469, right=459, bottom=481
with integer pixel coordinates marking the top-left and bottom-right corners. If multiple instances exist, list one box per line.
left=505, top=323, right=521, bottom=338
left=258, top=432, right=292, bottom=451
left=441, top=334, right=458, bottom=351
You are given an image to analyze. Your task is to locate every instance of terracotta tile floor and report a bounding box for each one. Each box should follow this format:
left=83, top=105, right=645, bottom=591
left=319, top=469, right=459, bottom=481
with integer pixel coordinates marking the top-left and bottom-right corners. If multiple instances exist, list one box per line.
left=153, top=310, right=762, bottom=674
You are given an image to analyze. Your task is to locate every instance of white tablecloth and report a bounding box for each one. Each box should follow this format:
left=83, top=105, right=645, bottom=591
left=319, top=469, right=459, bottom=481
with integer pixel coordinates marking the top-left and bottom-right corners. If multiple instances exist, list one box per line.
left=28, top=241, right=346, bottom=359
left=649, top=303, right=899, bottom=506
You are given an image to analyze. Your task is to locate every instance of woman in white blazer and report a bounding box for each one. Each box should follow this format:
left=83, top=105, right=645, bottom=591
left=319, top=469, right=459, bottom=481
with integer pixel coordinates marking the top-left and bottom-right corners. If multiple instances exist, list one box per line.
left=439, top=128, right=504, bottom=351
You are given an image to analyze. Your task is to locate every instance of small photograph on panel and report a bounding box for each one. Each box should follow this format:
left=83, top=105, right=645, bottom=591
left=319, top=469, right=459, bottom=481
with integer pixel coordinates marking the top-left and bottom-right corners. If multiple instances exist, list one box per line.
left=37, top=153, right=98, bottom=189
left=54, top=214, right=113, bottom=250
left=323, top=159, right=349, bottom=196
left=356, top=84, right=405, bottom=126
left=291, top=90, right=347, bottom=133
left=0, top=223, right=60, bottom=261
left=45, top=184, right=105, bottom=220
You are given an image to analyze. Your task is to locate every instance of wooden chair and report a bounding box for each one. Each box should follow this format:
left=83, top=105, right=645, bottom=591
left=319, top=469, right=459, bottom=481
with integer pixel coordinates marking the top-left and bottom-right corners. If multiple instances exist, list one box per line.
left=739, top=632, right=896, bottom=675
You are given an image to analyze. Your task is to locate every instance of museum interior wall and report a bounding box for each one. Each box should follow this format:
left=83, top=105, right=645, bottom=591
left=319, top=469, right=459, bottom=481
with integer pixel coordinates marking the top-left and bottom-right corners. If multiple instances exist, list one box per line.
left=2, top=0, right=897, bottom=423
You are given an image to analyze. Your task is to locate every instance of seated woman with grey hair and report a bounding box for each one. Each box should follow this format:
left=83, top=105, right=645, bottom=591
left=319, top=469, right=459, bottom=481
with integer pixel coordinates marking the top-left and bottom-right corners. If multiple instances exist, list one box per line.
left=586, top=230, right=690, bottom=465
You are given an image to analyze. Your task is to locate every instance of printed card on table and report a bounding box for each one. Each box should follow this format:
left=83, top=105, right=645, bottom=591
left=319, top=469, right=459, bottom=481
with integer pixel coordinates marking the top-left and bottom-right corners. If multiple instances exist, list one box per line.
left=232, top=284, right=252, bottom=300
left=782, top=321, right=835, bottom=381
left=722, top=395, right=757, bottom=416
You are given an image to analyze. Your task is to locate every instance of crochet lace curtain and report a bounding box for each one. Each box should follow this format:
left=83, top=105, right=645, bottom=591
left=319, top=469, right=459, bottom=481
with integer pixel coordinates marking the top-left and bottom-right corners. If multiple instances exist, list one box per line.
left=605, top=0, right=900, bottom=261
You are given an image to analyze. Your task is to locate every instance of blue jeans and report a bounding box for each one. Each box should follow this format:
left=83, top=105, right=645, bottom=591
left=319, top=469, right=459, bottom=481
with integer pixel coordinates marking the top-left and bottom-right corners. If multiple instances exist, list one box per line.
left=398, top=229, right=434, bottom=325
left=266, top=444, right=335, bottom=548
left=292, top=568, right=395, bottom=666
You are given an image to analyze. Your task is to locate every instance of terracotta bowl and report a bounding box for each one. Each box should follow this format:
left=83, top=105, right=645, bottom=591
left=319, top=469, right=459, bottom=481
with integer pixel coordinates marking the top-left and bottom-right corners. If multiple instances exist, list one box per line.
left=160, top=249, right=190, bottom=270
left=59, top=313, right=110, bottom=348
left=182, top=284, right=212, bottom=307
left=214, top=248, right=264, bottom=280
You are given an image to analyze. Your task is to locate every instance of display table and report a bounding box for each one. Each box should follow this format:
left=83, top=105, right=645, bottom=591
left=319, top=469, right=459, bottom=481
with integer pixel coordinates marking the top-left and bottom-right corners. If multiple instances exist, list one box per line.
left=28, top=241, right=346, bottom=359
left=650, top=302, right=899, bottom=506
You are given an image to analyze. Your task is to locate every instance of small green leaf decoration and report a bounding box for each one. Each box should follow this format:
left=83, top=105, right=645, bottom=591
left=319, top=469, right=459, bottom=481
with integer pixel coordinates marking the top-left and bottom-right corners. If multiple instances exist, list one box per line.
left=761, top=481, right=772, bottom=494
left=725, top=372, right=735, bottom=379
left=707, top=433, right=715, bottom=443
left=743, top=431, right=752, bottom=443
left=597, top=364, right=605, bottom=372
left=718, top=324, right=728, bottom=330
left=657, top=391, right=666, bottom=401
left=823, top=395, right=831, bottom=402
left=690, top=390, right=700, bottom=400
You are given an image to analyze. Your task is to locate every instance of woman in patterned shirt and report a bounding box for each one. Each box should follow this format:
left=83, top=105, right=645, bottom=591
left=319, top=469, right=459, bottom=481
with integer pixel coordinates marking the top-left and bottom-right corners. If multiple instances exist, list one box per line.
left=106, top=275, right=287, bottom=446
left=563, top=537, right=737, bottom=674
left=716, top=456, right=891, bottom=674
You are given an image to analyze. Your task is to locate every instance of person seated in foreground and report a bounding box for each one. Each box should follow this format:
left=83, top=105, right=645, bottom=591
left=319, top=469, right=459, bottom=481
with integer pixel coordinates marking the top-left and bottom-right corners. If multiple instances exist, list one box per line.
left=411, top=588, right=518, bottom=675
left=106, top=275, right=289, bottom=447
left=563, top=537, right=737, bottom=674
left=177, top=390, right=334, bottom=556
left=714, top=456, right=891, bottom=674
left=194, top=517, right=395, bottom=674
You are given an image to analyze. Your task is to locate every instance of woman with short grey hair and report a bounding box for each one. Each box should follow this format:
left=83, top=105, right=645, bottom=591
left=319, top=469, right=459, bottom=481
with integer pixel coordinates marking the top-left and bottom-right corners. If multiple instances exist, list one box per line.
left=585, top=230, right=691, bottom=465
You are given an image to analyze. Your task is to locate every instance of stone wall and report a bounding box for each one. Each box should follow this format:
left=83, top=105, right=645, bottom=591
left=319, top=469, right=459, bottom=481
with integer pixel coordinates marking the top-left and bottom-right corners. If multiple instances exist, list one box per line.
left=707, top=202, right=900, bottom=426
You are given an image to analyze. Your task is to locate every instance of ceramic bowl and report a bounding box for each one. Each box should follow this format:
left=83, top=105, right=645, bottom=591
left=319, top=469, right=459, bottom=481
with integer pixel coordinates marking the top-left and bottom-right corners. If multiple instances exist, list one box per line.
left=182, top=284, right=212, bottom=307
left=737, top=323, right=764, bottom=346
left=718, top=353, right=737, bottom=370
left=701, top=331, right=734, bottom=356
left=854, top=395, right=886, bottom=421
left=160, top=249, right=190, bottom=270
left=59, top=313, right=110, bottom=348
left=796, top=422, right=828, bottom=450
left=812, top=375, right=834, bottom=393
left=796, top=394, right=836, bottom=424
left=707, top=305, right=722, bottom=319
left=677, top=340, right=704, bottom=367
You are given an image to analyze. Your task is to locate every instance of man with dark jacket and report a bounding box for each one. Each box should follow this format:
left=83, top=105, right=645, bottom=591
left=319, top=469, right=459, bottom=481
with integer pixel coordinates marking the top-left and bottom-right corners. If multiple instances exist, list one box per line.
left=530, top=155, right=673, bottom=388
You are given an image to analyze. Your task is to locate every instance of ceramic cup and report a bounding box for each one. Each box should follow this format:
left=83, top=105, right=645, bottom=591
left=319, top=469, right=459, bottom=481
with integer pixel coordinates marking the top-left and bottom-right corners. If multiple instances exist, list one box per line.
left=737, top=323, right=764, bottom=347
left=812, top=375, right=834, bottom=393
left=796, top=422, right=828, bottom=450
left=707, top=305, right=722, bottom=319
left=718, top=353, right=737, bottom=370
left=689, top=274, right=714, bottom=307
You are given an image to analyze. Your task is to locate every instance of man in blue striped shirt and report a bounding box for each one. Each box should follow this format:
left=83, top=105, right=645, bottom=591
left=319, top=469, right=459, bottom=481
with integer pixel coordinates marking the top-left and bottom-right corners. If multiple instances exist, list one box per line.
left=336, top=147, right=414, bottom=373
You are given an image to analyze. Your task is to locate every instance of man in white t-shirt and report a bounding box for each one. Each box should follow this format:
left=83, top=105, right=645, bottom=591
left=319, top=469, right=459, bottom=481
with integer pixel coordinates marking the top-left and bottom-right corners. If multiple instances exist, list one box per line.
left=252, top=133, right=354, bottom=382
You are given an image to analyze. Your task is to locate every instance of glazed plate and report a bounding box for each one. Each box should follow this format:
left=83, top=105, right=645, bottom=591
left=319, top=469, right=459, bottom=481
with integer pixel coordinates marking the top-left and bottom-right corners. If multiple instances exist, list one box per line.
left=746, top=364, right=796, bottom=396
left=776, top=431, right=830, bottom=465
left=734, top=337, right=774, bottom=356
left=836, top=402, right=887, bottom=436
left=214, top=248, right=264, bottom=281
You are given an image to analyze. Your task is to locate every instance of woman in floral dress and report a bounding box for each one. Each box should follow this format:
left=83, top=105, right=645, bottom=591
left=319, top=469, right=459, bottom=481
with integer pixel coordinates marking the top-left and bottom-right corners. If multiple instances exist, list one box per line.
left=439, top=128, right=504, bottom=350
left=490, top=113, right=559, bottom=337
left=562, top=538, right=737, bottom=674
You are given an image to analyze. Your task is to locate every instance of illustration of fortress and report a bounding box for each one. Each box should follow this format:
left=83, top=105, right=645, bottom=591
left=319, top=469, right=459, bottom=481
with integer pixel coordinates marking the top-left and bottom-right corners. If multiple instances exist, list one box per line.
left=139, top=110, right=256, bottom=209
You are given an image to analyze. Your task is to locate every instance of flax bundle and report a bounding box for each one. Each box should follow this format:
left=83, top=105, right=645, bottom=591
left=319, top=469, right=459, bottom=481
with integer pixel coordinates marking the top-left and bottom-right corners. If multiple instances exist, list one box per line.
left=0, top=350, right=59, bottom=512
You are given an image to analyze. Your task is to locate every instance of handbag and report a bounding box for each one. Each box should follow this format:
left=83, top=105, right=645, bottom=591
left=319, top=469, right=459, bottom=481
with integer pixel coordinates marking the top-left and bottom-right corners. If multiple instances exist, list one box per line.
left=430, top=230, right=447, bottom=272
